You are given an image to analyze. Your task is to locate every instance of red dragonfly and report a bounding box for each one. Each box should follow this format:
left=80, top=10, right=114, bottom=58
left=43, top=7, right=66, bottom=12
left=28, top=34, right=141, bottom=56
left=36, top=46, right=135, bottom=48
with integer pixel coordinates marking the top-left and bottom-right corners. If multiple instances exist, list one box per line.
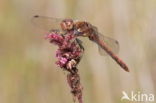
left=32, top=15, right=129, bottom=72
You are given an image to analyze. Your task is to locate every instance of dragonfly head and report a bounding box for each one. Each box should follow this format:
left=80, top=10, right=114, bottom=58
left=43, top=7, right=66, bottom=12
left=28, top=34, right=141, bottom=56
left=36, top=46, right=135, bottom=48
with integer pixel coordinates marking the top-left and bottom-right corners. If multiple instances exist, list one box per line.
left=60, top=19, right=74, bottom=31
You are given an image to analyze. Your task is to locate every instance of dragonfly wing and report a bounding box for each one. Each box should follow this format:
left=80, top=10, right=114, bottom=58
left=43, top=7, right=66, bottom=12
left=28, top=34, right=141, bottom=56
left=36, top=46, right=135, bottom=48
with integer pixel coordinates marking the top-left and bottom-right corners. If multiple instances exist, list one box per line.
left=97, top=33, right=119, bottom=56
left=31, top=15, right=63, bottom=32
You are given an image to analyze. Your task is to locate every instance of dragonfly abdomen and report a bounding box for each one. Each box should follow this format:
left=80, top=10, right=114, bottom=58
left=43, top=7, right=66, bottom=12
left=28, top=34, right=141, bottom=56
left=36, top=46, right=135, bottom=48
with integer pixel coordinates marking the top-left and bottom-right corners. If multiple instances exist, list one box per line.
left=97, top=39, right=129, bottom=72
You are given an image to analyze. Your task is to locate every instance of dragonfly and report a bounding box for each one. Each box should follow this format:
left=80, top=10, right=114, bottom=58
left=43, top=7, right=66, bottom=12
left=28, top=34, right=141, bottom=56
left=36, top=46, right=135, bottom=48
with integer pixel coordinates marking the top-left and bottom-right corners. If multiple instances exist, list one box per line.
left=32, top=15, right=129, bottom=72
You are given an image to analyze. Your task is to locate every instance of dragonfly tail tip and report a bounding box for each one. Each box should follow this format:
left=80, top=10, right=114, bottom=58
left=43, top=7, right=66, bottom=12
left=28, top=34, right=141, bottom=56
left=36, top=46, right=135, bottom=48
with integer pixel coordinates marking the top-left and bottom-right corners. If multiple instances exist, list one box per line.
left=125, top=68, right=130, bottom=72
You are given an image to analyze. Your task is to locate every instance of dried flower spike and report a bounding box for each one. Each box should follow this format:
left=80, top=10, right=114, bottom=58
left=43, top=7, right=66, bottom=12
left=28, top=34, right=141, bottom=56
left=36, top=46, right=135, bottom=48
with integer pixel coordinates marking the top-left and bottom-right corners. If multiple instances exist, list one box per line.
left=46, top=31, right=84, bottom=103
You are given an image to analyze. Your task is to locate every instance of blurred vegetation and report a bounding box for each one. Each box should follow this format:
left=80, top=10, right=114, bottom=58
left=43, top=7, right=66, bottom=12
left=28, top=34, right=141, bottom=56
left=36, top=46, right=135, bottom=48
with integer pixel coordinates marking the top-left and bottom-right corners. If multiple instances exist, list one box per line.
left=0, top=0, right=156, bottom=103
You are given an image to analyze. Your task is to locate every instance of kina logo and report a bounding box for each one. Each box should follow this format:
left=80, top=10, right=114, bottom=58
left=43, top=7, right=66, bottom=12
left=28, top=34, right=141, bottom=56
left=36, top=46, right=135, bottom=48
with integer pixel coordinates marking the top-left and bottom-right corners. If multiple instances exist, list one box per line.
left=121, top=91, right=155, bottom=102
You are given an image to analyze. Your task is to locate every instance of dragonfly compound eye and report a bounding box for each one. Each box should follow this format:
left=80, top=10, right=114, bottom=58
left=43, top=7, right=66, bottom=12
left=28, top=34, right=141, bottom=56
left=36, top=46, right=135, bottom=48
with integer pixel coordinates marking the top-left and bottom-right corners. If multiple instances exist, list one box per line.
left=61, top=19, right=74, bottom=31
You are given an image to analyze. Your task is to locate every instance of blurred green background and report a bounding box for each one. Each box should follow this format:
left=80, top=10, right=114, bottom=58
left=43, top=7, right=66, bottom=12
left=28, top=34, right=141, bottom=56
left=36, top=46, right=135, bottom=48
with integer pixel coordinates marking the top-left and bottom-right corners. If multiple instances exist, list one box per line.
left=0, top=0, right=156, bottom=103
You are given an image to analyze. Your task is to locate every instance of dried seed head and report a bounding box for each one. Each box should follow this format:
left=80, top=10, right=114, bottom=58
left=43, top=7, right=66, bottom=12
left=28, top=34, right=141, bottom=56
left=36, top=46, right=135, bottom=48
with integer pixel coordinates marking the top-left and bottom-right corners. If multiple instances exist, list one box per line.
left=46, top=21, right=84, bottom=103
left=67, top=59, right=77, bottom=69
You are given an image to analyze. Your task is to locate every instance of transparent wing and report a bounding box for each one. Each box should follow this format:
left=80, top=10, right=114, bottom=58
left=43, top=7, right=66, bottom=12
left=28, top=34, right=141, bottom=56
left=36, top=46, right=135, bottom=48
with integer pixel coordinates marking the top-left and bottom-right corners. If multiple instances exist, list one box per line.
left=97, top=33, right=119, bottom=55
left=31, top=15, right=63, bottom=32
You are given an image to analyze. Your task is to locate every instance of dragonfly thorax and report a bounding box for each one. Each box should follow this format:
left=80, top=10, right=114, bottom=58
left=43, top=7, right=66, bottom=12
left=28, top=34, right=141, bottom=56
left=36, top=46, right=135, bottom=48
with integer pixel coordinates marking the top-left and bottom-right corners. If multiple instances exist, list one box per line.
left=74, top=21, right=96, bottom=37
